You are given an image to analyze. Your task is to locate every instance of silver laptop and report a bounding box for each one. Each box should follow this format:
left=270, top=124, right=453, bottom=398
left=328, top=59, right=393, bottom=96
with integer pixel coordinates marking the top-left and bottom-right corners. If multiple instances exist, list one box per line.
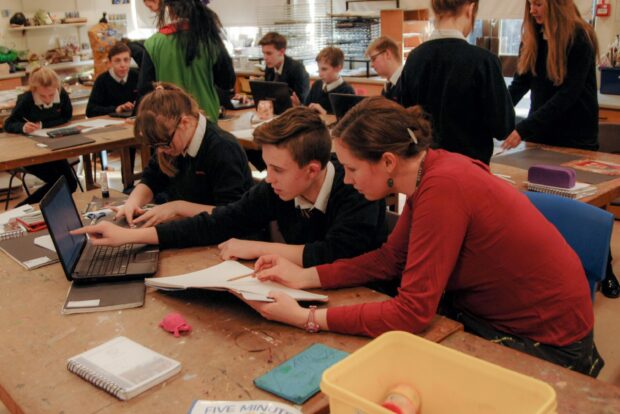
left=40, top=177, right=159, bottom=283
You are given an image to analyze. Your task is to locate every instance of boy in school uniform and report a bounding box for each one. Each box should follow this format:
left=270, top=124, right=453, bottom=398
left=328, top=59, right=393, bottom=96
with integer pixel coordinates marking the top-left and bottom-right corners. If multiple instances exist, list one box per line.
left=366, top=36, right=403, bottom=102
left=73, top=107, right=387, bottom=268
left=302, top=46, right=355, bottom=115
left=86, top=42, right=139, bottom=117
left=259, top=32, right=310, bottom=103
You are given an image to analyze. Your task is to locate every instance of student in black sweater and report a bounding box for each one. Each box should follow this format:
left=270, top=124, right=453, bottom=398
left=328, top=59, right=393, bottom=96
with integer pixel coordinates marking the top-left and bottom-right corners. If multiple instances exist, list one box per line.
left=259, top=32, right=310, bottom=103
left=114, top=83, right=252, bottom=227
left=4, top=67, right=78, bottom=205
left=366, top=36, right=403, bottom=103
left=399, top=0, right=514, bottom=165
left=86, top=42, right=138, bottom=117
left=300, top=46, right=355, bottom=115
left=505, top=0, right=620, bottom=299
left=504, top=1, right=598, bottom=151
left=74, top=107, right=387, bottom=268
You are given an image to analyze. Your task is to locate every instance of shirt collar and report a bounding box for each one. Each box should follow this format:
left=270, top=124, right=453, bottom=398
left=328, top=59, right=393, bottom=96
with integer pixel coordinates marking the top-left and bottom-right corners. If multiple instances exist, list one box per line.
left=294, top=161, right=335, bottom=214
left=109, top=69, right=129, bottom=84
left=274, top=58, right=285, bottom=76
left=323, top=77, right=344, bottom=93
left=184, top=113, right=207, bottom=158
left=33, top=89, right=60, bottom=109
left=429, top=29, right=467, bottom=41
left=387, top=65, right=403, bottom=89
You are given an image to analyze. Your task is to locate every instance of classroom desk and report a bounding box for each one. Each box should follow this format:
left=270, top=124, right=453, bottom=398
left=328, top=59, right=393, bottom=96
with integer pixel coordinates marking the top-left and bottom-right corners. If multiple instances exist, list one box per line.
left=491, top=144, right=620, bottom=207
left=0, top=190, right=462, bottom=414
left=218, top=109, right=336, bottom=151
left=0, top=119, right=148, bottom=192
left=441, top=331, right=620, bottom=413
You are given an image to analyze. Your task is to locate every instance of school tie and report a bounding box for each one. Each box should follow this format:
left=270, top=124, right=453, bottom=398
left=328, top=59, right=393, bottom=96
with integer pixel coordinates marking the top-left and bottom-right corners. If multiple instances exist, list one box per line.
left=385, top=81, right=393, bottom=94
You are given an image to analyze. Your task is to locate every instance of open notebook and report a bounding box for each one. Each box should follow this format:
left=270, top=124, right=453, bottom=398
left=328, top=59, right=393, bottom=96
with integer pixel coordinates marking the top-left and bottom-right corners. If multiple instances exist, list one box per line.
left=144, top=261, right=328, bottom=302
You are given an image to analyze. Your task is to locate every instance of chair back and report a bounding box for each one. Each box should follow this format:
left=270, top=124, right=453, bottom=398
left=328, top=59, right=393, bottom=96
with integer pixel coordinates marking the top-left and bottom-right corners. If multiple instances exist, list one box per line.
left=525, top=191, right=613, bottom=301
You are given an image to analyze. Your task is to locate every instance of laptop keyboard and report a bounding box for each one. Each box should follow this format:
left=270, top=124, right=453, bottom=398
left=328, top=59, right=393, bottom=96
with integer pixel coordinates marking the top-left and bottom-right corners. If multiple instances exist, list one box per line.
left=87, top=244, right=133, bottom=276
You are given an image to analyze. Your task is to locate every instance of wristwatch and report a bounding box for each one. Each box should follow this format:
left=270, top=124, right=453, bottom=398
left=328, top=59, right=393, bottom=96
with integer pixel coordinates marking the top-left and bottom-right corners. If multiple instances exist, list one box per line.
left=304, top=306, right=320, bottom=333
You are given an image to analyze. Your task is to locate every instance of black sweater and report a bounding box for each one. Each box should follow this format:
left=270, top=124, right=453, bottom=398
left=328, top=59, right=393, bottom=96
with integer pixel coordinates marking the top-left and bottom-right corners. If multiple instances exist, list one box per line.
left=400, top=38, right=514, bottom=164
left=265, top=55, right=310, bottom=103
left=155, top=158, right=387, bottom=267
left=509, top=28, right=598, bottom=150
left=86, top=69, right=139, bottom=117
left=4, top=89, right=72, bottom=134
left=304, top=80, right=355, bottom=114
left=140, top=121, right=253, bottom=206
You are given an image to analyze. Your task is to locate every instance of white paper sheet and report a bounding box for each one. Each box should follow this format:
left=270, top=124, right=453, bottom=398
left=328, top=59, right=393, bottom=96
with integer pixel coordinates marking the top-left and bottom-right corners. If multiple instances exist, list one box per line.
left=34, top=235, right=56, bottom=252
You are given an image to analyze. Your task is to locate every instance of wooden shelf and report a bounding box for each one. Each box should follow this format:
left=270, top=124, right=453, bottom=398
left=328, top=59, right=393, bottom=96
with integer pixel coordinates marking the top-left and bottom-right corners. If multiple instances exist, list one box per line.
left=8, top=22, right=87, bottom=32
left=380, top=9, right=429, bottom=61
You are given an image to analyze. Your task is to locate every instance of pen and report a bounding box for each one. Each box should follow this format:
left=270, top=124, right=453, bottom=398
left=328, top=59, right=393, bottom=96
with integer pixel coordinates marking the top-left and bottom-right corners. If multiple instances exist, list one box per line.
left=227, top=273, right=254, bottom=282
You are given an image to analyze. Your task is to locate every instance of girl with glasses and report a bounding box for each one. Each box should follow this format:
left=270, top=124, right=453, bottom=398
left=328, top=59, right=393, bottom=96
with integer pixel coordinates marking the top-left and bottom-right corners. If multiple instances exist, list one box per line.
left=115, top=83, right=253, bottom=227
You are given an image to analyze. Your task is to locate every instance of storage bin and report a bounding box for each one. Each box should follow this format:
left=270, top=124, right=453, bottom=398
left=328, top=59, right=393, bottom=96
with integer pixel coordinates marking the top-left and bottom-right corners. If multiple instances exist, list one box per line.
left=321, top=331, right=557, bottom=414
left=600, top=67, right=620, bottom=95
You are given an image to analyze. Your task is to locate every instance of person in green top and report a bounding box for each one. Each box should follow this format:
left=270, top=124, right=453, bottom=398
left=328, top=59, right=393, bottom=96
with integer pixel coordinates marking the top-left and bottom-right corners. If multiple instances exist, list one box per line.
left=136, top=0, right=235, bottom=121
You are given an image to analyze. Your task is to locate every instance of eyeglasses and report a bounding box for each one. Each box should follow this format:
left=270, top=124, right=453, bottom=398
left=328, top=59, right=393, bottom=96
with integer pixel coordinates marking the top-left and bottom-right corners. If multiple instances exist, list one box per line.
left=151, top=117, right=182, bottom=149
left=369, top=50, right=386, bottom=63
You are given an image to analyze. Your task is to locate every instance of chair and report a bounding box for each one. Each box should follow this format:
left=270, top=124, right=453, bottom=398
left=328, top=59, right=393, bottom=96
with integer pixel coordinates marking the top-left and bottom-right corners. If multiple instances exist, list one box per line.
left=525, top=191, right=614, bottom=301
left=4, top=168, right=31, bottom=210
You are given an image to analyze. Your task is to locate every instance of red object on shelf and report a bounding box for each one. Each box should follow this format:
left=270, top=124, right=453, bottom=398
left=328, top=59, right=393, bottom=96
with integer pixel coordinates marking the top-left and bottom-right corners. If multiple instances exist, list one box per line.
left=596, top=0, right=611, bottom=17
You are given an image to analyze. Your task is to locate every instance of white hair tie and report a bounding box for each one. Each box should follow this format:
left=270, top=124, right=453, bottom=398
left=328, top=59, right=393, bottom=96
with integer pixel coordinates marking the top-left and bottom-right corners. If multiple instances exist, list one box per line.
left=407, top=128, right=418, bottom=144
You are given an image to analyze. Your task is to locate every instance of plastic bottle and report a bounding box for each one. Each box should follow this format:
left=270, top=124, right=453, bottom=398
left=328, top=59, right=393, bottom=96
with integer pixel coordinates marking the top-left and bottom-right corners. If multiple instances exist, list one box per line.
left=101, top=171, right=110, bottom=198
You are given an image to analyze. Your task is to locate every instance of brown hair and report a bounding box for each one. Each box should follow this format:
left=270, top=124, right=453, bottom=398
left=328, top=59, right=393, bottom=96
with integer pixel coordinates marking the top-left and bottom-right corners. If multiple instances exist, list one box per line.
left=431, top=0, right=479, bottom=18
left=366, top=36, right=401, bottom=64
left=517, top=0, right=598, bottom=86
left=316, top=46, right=345, bottom=68
left=259, top=32, right=287, bottom=50
left=253, top=107, right=331, bottom=168
left=28, top=67, right=60, bottom=91
left=332, top=96, right=432, bottom=162
left=108, top=41, right=131, bottom=60
left=135, top=82, right=200, bottom=176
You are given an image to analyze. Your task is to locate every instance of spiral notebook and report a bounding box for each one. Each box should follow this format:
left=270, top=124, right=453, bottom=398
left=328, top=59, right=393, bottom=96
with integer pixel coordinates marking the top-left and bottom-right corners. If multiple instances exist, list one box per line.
left=67, top=336, right=181, bottom=400
left=525, top=181, right=597, bottom=199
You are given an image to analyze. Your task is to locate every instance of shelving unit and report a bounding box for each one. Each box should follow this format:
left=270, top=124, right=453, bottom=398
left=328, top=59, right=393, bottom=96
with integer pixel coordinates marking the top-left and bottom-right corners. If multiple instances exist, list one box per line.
left=8, top=22, right=87, bottom=32
left=380, top=9, right=430, bottom=61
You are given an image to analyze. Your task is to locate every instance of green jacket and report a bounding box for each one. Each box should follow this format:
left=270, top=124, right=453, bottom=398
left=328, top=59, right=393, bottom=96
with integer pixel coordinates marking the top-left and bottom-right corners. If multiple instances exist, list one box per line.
left=144, top=32, right=220, bottom=121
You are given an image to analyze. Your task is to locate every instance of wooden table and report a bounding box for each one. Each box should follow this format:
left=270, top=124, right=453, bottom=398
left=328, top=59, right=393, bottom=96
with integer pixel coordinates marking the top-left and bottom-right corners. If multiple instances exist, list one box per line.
left=0, top=190, right=461, bottom=414
left=0, top=120, right=148, bottom=192
left=218, top=110, right=336, bottom=151
left=442, top=331, right=620, bottom=413
left=491, top=144, right=620, bottom=207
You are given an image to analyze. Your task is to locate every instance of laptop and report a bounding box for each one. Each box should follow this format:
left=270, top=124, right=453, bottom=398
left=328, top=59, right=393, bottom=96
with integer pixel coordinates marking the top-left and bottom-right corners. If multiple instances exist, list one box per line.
left=249, top=80, right=293, bottom=115
left=40, top=177, right=159, bottom=283
left=329, top=93, right=366, bottom=121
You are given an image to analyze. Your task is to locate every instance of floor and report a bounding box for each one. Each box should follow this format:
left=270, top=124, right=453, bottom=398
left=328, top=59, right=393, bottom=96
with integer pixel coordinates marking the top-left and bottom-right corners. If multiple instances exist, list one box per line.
left=0, top=155, right=619, bottom=412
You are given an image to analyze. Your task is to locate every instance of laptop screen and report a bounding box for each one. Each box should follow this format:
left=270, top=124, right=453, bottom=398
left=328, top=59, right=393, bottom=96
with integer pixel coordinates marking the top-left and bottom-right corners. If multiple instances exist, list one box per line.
left=40, top=177, right=86, bottom=279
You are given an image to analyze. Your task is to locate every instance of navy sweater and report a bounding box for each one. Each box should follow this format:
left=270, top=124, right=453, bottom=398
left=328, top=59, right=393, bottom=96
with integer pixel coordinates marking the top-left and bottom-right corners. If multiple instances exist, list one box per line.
left=4, top=89, right=72, bottom=133
left=155, top=157, right=387, bottom=267
left=304, top=80, right=355, bottom=114
left=86, top=69, right=139, bottom=117
left=400, top=38, right=514, bottom=164
left=509, top=28, right=598, bottom=150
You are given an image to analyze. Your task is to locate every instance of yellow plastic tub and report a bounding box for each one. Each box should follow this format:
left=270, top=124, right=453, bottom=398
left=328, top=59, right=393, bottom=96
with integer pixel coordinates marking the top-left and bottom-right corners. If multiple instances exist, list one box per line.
left=321, top=331, right=557, bottom=414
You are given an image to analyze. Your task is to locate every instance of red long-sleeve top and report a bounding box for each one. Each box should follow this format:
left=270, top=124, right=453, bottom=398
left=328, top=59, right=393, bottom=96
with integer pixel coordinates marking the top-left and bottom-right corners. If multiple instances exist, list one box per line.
left=317, top=149, right=593, bottom=346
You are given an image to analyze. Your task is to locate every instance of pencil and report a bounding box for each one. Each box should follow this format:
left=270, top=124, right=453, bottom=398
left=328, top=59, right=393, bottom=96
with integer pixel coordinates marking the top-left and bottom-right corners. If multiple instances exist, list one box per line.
left=227, top=273, right=254, bottom=282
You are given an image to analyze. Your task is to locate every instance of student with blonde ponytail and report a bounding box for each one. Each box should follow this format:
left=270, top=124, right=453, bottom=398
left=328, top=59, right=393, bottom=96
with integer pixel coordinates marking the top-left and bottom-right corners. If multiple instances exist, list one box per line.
left=246, top=97, right=604, bottom=378
left=114, top=83, right=252, bottom=227
left=399, top=0, right=514, bottom=164
left=504, top=0, right=599, bottom=151
left=4, top=67, right=78, bottom=205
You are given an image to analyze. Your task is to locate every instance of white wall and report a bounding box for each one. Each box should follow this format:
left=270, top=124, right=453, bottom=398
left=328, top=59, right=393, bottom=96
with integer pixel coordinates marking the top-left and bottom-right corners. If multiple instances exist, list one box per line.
left=595, top=0, right=620, bottom=53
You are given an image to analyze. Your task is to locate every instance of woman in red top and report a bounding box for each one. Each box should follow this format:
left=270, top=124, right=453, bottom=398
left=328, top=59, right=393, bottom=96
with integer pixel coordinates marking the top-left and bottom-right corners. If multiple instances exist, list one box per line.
left=248, top=97, right=603, bottom=377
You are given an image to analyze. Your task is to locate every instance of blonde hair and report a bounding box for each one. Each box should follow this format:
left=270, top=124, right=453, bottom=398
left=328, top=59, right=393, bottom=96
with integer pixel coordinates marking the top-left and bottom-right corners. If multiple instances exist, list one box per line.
left=135, top=82, right=200, bottom=177
left=28, top=67, right=60, bottom=92
left=517, top=0, right=598, bottom=86
left=366, top=36, right=401, bottom=64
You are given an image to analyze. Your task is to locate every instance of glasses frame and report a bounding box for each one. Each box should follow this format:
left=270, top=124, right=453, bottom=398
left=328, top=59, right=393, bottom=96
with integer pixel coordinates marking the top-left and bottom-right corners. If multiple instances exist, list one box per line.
left=369, top=50, right=386, bottom=63
left=151, top=117, right=183, bottom=149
